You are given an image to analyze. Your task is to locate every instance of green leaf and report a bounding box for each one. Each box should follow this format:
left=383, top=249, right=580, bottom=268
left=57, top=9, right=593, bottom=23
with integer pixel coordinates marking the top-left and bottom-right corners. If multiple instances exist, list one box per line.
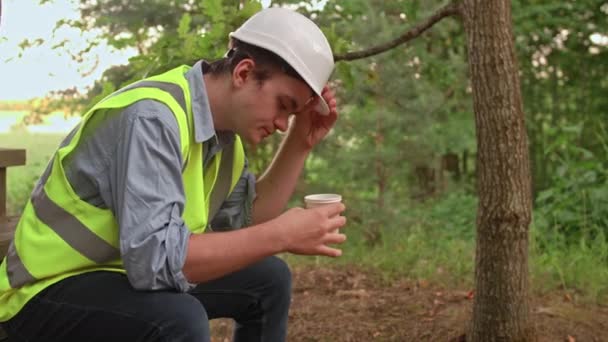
left=202, top=0, right=225, bottom=22
left=562, top=124, right=583, bottom=134
left=536, top=189, right=554, bottom=204
left=178, top=13, right=192, bottom=39
left=405, top=0, right=419, bottom=21
left=240, top=1, right=262, bottom=18
left=557, top=165, right=569, bottom=178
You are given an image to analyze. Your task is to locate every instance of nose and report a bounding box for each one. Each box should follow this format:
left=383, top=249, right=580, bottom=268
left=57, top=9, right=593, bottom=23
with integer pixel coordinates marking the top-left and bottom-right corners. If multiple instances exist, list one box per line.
left=274, top=114, right=289, bottom=132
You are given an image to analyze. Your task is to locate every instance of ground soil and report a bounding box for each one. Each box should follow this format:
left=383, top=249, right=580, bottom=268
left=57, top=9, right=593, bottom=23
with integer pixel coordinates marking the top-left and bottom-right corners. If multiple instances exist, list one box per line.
left=210, top=265, right=608, bottom=341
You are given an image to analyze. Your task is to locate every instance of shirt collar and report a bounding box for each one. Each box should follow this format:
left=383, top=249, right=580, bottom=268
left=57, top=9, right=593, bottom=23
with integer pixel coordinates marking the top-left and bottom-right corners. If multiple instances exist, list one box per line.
left=185, top=60, right=235, bottom=147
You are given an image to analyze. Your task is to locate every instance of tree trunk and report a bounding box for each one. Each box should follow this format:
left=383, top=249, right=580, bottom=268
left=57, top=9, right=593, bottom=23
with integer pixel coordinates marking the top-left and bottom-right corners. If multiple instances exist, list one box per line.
left=462, top=1, right=534, bottom=341
left=375, top=105, right=386, bottom=210
left=329, top=1, right=533, bottom=338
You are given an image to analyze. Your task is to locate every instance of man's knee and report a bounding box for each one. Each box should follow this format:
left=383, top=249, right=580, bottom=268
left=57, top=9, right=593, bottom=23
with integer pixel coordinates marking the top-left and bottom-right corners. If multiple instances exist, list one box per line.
left=158, top=293, right=210, bottom=342
left=260, top=257, right=292, bottom=307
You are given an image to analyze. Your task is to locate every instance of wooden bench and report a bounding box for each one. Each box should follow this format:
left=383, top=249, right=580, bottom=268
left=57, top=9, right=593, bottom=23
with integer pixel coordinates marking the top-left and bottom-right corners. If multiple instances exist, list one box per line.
left=0, top=148, right=26, bottom=340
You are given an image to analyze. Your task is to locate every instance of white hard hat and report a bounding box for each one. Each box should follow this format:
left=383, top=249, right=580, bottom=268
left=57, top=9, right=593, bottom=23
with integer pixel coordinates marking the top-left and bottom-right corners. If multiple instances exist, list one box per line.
left=230, top=7, right=335, bottom=115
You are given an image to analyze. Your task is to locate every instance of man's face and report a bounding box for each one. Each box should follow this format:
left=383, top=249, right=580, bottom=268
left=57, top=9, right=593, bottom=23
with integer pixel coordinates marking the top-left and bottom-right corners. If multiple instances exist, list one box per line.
left=230, top=61, right=313, bottom=145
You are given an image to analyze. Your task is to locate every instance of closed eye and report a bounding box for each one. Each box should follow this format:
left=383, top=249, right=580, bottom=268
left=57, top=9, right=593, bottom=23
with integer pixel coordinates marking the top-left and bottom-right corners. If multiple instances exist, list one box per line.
left=280, top=95, right=303, bottom=114
left=278, top=98, right=288, bottom=112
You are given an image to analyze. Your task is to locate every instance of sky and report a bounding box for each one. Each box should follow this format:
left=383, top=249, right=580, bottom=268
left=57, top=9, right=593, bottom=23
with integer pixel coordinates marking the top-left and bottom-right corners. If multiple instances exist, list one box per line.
left=0, top=0, right=137, bottom=101
left=0, top=0, right=328, bottom=102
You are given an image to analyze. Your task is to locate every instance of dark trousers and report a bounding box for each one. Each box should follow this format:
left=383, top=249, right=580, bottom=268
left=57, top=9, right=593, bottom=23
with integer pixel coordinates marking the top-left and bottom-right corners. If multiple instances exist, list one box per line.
left=1, top=256, right=291, bottom=342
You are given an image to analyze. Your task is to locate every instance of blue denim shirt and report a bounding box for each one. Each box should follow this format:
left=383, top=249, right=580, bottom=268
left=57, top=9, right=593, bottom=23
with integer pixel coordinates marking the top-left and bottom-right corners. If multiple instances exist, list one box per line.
left=61, top=61, right=256, bottom=292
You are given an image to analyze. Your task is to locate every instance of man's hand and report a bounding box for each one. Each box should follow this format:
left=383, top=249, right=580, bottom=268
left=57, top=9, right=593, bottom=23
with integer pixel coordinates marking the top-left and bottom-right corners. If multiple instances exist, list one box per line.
left=184, top=202, right=346, bottom=284
left=274, top=202, right=347, bottom=257
left=289, top=85, right=339, bottom=149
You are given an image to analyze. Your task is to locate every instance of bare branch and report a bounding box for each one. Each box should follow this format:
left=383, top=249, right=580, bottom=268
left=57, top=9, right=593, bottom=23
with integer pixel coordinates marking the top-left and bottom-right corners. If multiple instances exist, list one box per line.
left=334, top=1, right=461, bottom=62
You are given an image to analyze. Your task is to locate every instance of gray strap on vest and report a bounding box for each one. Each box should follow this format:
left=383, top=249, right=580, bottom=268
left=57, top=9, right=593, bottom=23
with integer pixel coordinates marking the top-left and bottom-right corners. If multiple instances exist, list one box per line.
left=207, top=142, right=235, bottom=229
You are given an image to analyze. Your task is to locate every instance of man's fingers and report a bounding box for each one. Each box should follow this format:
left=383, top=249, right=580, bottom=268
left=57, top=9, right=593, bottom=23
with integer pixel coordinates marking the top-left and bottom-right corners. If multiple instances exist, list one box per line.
left=328, top=98, right=337, bottom=108
left=323, top=232, right=347, bottom=245
left=321, top=202, right=345, bottom=217
left=318, top=245, right=342, bottom=257
left=327, top=215, right=347, bottom=231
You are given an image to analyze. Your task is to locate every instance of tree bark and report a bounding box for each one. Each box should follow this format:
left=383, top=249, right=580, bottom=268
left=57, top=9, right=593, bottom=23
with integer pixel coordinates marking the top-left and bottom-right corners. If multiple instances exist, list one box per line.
left=461, top=1, right=534, bottom=341
left=375, top=94, right=386, bottom=211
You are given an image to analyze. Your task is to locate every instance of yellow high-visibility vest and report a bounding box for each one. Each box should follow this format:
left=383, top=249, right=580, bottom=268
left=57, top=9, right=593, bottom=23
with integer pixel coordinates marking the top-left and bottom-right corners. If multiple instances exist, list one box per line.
left=0, top=65, right=245, bottom=321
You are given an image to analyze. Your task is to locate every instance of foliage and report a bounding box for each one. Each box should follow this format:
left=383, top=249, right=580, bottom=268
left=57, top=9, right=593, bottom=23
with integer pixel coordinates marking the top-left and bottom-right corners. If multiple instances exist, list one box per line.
left=513, top=0, right=608, bottom=194
left=528, top=122, right=608, bottom=301
left=531, top=222, right=608, bottom=303
left=534, top=123, right=608, bottom=242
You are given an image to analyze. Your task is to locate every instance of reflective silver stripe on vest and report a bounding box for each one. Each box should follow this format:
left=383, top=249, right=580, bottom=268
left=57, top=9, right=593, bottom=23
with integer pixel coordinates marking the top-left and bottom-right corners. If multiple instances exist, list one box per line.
left=33, top=189, right=121, bottom=263
left=6, top=240, right=34, bottom=288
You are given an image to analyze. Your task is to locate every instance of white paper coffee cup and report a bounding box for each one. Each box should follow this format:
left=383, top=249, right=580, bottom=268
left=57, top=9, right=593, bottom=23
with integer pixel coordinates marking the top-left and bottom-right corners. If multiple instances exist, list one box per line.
left=304, top=193, right=342, bottom=209
left=304, top=194, right=343, bottom=234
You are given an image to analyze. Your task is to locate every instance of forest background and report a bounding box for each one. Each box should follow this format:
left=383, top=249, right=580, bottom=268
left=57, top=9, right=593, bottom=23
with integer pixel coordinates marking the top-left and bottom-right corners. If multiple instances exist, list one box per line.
left=1, top=0, right=607, bottom=340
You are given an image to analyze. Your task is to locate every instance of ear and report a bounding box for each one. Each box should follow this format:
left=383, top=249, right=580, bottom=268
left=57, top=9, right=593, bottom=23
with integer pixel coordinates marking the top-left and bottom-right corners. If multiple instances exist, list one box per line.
left=232, top=58, right=255, bottom=88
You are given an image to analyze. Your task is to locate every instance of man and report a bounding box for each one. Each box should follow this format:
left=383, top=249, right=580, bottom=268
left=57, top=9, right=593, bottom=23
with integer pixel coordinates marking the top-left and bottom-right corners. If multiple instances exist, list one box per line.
left=0, top=7, right=346, bottom=342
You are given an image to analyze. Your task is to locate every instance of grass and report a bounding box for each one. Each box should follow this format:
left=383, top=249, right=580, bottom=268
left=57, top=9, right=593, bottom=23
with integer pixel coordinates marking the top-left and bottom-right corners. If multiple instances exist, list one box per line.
left=530, top=225, right=608, bottom=303
left=3, top=132, right=608, bottom=304
left=0, top=130, right=64, bottom=215
left=307, top=222, right=476, bottom=288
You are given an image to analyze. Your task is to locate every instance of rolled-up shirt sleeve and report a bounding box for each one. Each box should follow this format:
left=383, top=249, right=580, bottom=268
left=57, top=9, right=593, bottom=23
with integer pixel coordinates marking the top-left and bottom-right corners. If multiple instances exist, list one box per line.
left=110, top=108, right=195, bottom=292
left=209, top=159, right=257, bottom=231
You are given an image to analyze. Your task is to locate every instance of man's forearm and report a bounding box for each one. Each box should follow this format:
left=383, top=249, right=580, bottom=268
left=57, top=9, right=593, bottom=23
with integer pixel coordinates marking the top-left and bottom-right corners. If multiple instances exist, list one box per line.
left=252, top=132, right=311, bottom=223
left=183, top=220, right=285, bottom=284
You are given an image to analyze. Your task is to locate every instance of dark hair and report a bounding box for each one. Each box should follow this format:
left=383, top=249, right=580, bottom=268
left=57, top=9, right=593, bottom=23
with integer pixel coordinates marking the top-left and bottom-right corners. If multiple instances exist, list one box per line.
left=207, top=38, right=307, bottom=86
